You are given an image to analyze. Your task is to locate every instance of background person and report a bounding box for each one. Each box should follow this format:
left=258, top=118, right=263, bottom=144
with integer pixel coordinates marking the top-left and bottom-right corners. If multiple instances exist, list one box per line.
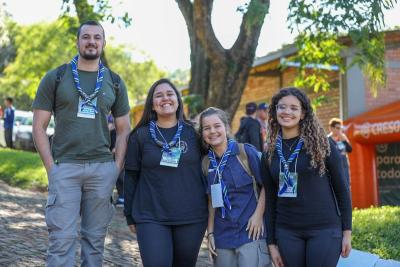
left=261, top=87, right=352, bottom=267
left=199, top=107, right=271, bottom=267
left=3, top=97, right=15, bottom=148
left=257, top=102, right=269, bottom=151
left=235, top=102, right=263, bottom=152
left=124, top=78, right=208, bottom=267
left=328, top=118, right=352, bottom=187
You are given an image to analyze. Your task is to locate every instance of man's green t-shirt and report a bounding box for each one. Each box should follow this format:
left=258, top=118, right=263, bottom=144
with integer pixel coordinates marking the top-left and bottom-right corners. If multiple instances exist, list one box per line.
left=32, top=64, right=130, bottom=163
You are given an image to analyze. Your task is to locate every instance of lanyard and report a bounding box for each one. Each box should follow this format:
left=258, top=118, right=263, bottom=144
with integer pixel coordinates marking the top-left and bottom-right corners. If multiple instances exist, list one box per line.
left=276, top=133, right=303, bottom=188
left=149, top=120, right=183, bottom=153
left=208, top=139, right=235, bottom=218
left=70, top=55, right=105, bottom=113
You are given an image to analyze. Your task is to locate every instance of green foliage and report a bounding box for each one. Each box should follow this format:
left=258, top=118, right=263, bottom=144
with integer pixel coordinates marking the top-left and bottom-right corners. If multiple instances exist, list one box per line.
left=0, top=8, right=17, bottom=74
left=287, top=0, right=397, bottom=95
left=168, top=68, right=190, bottom=88
left=0, top=18, right=76, bottom=109
left=0, top=148, right=47, bottom=190
left=182, top=94, right=204, bottom=117
left=62, top=0, right=131, bottom=27
left=353, top=206, right=400, bottom=260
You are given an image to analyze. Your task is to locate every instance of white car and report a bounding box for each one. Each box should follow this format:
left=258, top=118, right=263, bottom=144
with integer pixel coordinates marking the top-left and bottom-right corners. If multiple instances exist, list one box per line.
left=0, top=110, right=33, bottom=148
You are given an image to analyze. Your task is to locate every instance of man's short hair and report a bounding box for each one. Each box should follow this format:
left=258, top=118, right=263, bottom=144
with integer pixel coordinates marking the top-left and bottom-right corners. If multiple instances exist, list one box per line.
left=245, top=102, right=257, bottom=115
left=329, top=118, right=342, bottom=127
left=77, top=20, right=105, bottom=39
left=5, top=97, right=13, bottom=103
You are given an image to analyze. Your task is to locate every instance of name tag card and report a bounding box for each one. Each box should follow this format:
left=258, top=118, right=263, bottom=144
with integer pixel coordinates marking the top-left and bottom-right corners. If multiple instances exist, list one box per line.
left=77, top=97, right=97, bottom=119
left=278, top=172, right=298, bottom=198
left=160, top=147, right=181, bottom=168
left=211, top=183, right=224, bottom=208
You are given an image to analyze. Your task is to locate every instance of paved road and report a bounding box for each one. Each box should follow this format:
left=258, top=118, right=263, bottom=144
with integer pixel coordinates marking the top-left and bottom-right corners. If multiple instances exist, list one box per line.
left=0, top=181, right=211, bottom=266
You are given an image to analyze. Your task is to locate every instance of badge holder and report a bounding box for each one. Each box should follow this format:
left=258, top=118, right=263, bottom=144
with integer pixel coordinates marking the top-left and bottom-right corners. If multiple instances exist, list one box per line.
left=211, top=170, right=224, bottom=208
left=160, top=138, right=182, bottom=168
left=77, top=97, right=97, bottom=119
left=278, top=157, right=298, bottom=198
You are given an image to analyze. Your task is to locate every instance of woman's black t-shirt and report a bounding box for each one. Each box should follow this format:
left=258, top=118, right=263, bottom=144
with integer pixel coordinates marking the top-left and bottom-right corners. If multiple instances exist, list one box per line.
left=262, top=137, right=352, bottom=245
left=124, top=122, right=208, bottom=225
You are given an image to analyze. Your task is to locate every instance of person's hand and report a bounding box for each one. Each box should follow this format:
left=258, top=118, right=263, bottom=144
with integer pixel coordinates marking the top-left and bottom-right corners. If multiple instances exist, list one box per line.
left=207, top=234, right=217, bottom=262
left=246, top=211, right=264, bottom=240
left=268, top=245, right=285, bottom=267
left=341, top=230, right=352, bottom=257
left=128, top=224, right=136, bottom=234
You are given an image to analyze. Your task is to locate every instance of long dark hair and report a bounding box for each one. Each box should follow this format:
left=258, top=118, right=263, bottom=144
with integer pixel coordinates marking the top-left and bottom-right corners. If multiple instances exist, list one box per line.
left=267, top=87, right=330, bottom=175
left=132, top=78, right=187, bottom=133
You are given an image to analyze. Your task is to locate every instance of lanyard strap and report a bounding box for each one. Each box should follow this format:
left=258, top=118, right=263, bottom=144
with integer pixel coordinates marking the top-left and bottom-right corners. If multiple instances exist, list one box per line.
left=149, top=120, right=183, bottom=153
left=276, top=133, right=303, bottom=187
left=208, top=139, right=235, bottom=218
left=70, top=55, right=105, bottom=113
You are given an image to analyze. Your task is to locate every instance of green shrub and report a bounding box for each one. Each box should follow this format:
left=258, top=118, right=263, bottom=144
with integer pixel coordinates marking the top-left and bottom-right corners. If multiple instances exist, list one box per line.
left=352, top=206, right=400, bottom=260
left=0, top=148, right=47, bottom=190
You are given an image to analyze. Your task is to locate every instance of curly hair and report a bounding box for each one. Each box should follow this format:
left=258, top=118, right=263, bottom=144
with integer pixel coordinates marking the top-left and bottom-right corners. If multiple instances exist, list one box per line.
left=266, top=87, right=330, bottom=175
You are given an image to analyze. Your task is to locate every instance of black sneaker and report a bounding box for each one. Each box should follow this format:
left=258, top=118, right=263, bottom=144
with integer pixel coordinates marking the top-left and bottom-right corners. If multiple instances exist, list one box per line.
left=115, top=197, right=124, bottom=208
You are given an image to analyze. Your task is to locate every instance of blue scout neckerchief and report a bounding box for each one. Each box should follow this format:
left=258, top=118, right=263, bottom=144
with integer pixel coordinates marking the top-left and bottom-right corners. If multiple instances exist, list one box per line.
left=208, top=139, right=235, bottom=218
left=149, top=120, right=183, bottom=153
left=70, top=55, right=105, bottom=113
left=276, top=132, right=304, bottom=196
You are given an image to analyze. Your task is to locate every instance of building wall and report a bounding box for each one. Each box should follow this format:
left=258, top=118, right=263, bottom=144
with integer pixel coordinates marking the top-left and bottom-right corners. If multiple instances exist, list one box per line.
left=365, top=44, right=400, bottom=111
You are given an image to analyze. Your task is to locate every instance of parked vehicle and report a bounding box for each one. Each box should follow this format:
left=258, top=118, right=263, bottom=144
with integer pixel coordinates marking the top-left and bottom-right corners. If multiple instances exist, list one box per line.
left=14, top=115, right=55, bottom=151
left=0, top=110, right=33, bottom=148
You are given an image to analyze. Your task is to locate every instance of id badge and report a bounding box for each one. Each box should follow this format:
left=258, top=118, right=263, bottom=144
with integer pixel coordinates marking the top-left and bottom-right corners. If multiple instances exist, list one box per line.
left=77, top=97, right=97, bottom=119
left=278, top=172, right=298, bottom=198
left=211, top=183, right=224, bottom=208
left=160, top=147, right=181, bottom=167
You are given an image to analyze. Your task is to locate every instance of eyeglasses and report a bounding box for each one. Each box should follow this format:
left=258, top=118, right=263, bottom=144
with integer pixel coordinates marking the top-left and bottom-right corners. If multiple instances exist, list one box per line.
left=276, top=104, right=301, bottom=114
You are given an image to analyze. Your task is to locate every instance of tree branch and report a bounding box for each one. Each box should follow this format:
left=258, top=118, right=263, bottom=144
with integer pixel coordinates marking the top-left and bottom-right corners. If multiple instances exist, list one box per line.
left=231, top=0, right=270, bottom=61
left=193, top=0, right=225, bottom=62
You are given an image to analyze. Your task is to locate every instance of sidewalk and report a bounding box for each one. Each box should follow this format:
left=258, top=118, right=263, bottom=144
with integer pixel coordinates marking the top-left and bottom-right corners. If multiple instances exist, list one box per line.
left=0, top=181, right=210, bottom=266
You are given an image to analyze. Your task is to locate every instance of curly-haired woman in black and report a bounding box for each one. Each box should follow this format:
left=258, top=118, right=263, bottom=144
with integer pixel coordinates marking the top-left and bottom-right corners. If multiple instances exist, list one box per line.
left=261, top=87, right=352, bottom=267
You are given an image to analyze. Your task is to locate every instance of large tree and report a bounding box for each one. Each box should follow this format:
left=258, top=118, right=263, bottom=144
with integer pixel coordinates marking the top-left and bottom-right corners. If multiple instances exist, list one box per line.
left=176, top=0, right=269, bottom=115
left=176, top=0, right=397, bottom=116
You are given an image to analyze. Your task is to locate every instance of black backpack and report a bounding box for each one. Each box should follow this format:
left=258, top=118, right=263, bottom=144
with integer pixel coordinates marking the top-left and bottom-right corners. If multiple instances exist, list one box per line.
left=53, top=63, right=121, bottom=114
left=234, top=117, right=250, bottom=143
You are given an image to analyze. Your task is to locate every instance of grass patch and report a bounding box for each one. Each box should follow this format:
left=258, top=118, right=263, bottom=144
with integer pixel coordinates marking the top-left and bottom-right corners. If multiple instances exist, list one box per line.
left=0, top=148, right=47, bottom=190
left=353, top=206, right=400, bottom=260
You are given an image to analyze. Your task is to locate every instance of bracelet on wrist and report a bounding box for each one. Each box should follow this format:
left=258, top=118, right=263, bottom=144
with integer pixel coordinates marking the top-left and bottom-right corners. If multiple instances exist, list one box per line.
left=207, top=232, right=214, bottom=237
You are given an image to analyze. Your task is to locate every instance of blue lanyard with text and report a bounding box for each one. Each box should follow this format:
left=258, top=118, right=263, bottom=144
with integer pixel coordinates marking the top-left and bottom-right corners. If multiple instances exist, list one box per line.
left=70, top=55, right=105, bottom=113
left=208, top=139, right=235, bottom=218
left=149, top=120, right=183, bottom=153
left=276, top=133, right=303, bottom=194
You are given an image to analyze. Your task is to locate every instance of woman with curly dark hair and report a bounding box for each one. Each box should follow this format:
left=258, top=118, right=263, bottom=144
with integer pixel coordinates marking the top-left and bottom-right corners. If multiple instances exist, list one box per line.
left=261, top=87, right=352, bottom=267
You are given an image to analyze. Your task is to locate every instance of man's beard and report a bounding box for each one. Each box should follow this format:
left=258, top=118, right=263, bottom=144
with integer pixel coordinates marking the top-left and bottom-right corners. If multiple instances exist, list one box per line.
left=79, top=47, right=102, bottom=60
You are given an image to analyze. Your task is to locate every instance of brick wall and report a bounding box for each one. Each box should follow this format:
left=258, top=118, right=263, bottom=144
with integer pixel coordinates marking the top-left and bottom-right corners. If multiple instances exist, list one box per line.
left=365, top=45, right=400, bottom=111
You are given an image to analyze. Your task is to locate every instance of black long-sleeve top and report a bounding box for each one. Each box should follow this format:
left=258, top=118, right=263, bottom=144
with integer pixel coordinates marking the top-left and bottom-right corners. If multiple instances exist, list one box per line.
left=261, top=137, right=352, bottom=245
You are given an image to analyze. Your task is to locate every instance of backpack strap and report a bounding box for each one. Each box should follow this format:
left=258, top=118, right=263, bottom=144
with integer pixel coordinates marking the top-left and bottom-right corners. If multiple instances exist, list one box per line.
left=54, top=64, right=68, bottom=114
left=201, top=156, right=210, bottom=177
left=109, top=69, right=121, bottom=96
left=237, top=143, right=260, bottom=201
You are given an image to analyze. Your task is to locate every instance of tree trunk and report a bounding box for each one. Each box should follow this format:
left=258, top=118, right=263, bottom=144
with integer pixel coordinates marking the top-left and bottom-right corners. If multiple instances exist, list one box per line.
left=176, top=0, right=270, bottom=118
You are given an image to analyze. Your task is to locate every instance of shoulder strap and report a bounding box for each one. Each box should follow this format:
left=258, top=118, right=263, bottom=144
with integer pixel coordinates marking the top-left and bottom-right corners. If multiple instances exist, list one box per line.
left=109, top=69, right=121, bottom=95
left=237, top=143, right=260, bottom=201
left=54, top=64, right=68, bottom=113
left=201, top=156, right=210, bottom=177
